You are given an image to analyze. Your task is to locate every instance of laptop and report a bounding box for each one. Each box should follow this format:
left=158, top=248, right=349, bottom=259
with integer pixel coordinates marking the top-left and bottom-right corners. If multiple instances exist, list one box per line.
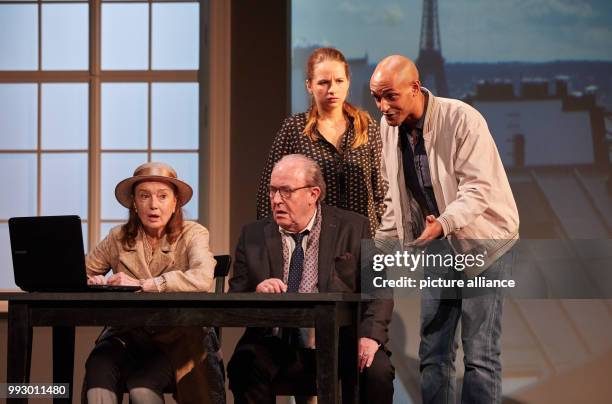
left=8, top=215, right=140, bottom=292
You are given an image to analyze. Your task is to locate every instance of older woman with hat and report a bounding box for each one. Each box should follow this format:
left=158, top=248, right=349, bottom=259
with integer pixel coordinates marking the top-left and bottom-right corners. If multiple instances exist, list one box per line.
left=83, top=162, right=224, bottom=404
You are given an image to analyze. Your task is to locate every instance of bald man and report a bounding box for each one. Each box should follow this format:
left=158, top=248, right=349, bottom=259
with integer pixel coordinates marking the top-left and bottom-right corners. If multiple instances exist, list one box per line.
left=370, top=56, right=519, bottom=404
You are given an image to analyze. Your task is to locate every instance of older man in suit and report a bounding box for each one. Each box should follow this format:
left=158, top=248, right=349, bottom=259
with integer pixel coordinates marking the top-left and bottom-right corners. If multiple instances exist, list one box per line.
left=227, top=154, right=394, bottom=404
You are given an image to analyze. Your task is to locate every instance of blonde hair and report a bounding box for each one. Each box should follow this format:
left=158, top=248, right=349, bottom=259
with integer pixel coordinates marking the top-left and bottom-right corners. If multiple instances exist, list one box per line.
left=303, top=47, right=371, bottom=149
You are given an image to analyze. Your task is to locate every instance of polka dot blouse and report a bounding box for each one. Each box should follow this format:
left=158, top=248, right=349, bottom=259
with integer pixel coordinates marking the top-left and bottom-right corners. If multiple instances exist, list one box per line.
left=256, top=112, right=386, bottom=237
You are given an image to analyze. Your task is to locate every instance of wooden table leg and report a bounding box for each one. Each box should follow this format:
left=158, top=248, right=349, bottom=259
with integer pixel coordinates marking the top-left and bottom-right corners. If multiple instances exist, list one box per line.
left=341, top=302, right=360, bottom=404
left=315, top=304, right=339, bottom=404
left=53, top=326, right=75, bottom=404
left=7, top=302, right=32, bottom=404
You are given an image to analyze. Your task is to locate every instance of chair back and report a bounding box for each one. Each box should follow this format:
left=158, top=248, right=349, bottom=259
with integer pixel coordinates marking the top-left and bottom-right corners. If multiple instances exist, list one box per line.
left=212, top=254, right=231, bottom=342
left=213, top=254, right=231, bottom=294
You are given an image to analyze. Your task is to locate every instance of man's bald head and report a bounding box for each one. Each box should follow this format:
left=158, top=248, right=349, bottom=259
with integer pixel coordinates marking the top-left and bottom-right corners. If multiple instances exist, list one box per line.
left=371, top=55, right=419, bottom=87
left=369, top=55, right=425, bottom=127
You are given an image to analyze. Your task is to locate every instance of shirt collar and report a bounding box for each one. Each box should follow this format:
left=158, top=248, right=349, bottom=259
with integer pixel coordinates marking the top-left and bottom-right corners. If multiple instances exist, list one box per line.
left=415, top=91, right=427, bottom=131
left=400, top=89, right=428, bottom=135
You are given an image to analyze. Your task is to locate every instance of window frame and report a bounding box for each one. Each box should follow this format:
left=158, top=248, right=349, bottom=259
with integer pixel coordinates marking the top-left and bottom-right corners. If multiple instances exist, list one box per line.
left=0, top=0, right=215, bottom=256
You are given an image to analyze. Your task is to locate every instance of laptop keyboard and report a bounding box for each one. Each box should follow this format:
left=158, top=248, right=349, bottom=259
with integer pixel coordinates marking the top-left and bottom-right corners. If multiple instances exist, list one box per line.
left=88, top=284, right=142, bottom=292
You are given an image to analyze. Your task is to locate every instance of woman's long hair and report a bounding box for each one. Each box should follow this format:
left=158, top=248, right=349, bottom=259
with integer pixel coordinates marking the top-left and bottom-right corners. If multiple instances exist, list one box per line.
left=303, top=47, right=372, bottom=149
left=119, top=183, right=184, bottom=248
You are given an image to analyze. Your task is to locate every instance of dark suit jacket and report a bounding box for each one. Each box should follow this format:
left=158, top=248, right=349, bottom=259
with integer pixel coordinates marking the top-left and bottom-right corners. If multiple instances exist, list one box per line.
left=229, top=205, right=393, bottom=345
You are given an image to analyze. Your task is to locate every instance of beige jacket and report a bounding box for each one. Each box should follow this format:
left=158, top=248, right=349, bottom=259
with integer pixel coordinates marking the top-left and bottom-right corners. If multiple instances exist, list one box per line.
left=376, top=89, right=519, bottom=275
left=86, top=221, right=216, bottom=292
left=85, top=221, right=219, bottom=403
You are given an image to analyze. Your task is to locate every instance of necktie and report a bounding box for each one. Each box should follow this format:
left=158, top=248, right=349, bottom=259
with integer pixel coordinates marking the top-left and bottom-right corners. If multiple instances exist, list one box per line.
left=287, top=231, right=309, bottom=292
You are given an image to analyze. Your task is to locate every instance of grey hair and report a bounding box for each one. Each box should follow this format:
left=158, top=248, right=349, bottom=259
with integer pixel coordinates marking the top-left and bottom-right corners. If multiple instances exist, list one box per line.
left=273, top=154, right=326, bottom=202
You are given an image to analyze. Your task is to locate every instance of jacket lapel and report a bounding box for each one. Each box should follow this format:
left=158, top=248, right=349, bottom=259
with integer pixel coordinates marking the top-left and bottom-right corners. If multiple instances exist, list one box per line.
left=151, top=236, right=175, bottom=276
left=118, top=243, right=144, bottom=279
left=317, top=205, right=338, bottom=292
left=264, top=219, right=284, bottom=280
left=422, top=88, right=435, bottom=150
left=422, top=90, right=442, bottom=207
left=118, top=233, right=175, bottom=279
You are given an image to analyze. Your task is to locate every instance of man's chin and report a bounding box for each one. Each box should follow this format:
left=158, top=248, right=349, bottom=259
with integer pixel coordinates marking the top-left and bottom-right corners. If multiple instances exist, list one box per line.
left=273, top=215, right=289, bottom=226
left=275, top=217, right=298, bottom=232
left=384, top=116, right=400, bottom=127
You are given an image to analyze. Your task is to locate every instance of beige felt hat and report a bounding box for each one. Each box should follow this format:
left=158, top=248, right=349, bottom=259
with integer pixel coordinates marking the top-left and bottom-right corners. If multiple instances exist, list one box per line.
left=114, top=162, right=193, bottom=208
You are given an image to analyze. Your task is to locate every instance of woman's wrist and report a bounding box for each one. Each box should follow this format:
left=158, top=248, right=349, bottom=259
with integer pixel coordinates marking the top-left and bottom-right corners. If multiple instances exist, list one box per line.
left=140, top=278, right=157, bottom=292
left=152, top=275, right=167, bottom=292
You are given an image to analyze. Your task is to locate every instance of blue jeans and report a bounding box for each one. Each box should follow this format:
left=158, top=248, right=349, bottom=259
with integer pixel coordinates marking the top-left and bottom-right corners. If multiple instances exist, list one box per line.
left=419, top=249, right=513, bottom=404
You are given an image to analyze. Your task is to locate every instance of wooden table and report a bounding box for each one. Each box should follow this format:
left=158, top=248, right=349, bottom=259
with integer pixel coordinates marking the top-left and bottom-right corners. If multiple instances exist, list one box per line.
left=0, top=292, right=365, bottom=404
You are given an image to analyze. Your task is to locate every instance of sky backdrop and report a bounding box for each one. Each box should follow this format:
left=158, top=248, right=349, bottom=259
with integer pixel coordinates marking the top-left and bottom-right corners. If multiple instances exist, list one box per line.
left=292, top=0, right=612, bottom=63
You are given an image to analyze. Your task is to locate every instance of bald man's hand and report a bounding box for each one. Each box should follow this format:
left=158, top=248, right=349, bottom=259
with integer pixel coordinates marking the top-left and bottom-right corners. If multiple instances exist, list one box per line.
left=411, top=215, right=443, bottom=247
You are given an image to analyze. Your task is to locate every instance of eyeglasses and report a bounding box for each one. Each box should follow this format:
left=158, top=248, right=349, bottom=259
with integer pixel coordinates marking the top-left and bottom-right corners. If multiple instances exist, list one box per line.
left=269, top=185, right=313, bottom=199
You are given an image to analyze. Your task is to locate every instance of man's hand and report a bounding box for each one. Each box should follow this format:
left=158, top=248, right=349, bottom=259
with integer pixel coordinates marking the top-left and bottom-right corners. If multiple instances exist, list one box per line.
left=107, top=272, right=139, bottom=286
left=255, top=278, right=287, bottom=293
left=412, top=215, right=443, bottom=247
left=358, top=337, right=380, bottom=372
left=87, top=275, right=106, bottom=285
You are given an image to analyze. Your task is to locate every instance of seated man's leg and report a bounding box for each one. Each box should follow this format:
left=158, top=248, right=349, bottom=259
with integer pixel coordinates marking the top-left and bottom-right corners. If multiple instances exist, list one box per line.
left=125, top=349, right=174, bottom=404
left=419, top=293, right=461, bottom=404
left=292, top=343, right=392, bottom=403
left=281, top=347, right=317, bottom=402
left=361, top=348, right=395, bottom=404
left=228, top=336, right=286, bottom=404
left=83, top=338, right=130, bottom=404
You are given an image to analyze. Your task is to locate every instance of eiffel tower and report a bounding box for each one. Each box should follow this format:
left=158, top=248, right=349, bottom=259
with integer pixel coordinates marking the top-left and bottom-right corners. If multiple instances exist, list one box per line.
left=416, top=0, right=448, bottom=96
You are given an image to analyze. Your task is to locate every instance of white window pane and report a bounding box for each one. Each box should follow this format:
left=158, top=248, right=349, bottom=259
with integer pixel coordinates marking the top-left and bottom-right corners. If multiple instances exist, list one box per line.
left=102, top=3, right=149, bottom=70
left=102, top=83, right=148, bottom=149
left=0, top=154, right=37, bottom=219
left=42, top=84, right=89, bottom=150
left=0, top=5, right=38, bottom=70
left=0, top=84, right=37, bottom=149
left=152, top=3, right=199, bottom=70
left=152, top=83, right=198, bottom=149
left=42, top=4, right=89, bottom=70
left=41, top=153, right=88, bottom=218
left=81, top=222, right=88, bottom=253
left=101, top=153, right=147, bottom=220
left=151, top=153, right=198, bottom=220
left=0, top=224, right=18, bottom=289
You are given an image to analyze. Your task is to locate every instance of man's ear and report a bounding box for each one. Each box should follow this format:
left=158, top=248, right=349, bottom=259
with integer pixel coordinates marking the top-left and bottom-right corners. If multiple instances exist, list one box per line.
left=310, top=186, right=321, bottom=202
left=412, top=80, right=422, bottom=95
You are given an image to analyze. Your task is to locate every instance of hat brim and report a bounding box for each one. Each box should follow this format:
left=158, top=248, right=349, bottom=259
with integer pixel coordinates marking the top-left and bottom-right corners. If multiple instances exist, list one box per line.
left=115, top=175, right=193, bottom=208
